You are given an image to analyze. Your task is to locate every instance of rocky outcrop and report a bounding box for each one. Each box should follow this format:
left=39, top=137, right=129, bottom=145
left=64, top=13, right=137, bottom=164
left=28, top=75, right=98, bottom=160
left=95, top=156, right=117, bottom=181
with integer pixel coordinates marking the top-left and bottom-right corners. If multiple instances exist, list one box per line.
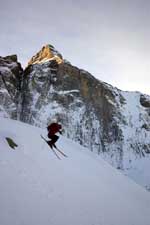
left=0, top=55, right=23, bottom=119
left=140, top=94, right=150, bottom=108
left=28, top=44, right=63, bottom=66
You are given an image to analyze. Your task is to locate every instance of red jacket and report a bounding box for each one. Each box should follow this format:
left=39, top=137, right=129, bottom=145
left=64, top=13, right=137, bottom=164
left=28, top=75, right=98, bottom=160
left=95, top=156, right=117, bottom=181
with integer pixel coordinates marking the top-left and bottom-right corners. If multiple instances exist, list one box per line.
left=47, top=123, right=61, bottom=136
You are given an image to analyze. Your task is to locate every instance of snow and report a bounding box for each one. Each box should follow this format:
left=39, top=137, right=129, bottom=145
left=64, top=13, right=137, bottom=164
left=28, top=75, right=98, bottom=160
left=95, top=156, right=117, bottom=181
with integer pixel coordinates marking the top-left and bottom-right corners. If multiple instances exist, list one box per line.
left=0, top=118, right=150, bottom=225
left=0, top=61, right=17, bottom=72
left=0, top=106, right=9, bottom=118
left=105, top=95, right=116, bottom=106
left=56, top=90, right=79, bottom=95
left=0, top=88, right=9, bottom=94
left=0, top=66, right=11, bottom=74
left=120, top=91, right=150, bottom=189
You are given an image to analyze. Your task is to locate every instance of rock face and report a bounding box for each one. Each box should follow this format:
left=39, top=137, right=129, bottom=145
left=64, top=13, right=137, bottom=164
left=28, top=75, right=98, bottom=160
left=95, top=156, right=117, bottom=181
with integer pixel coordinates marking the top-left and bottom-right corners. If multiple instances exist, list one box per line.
left=0, top=44, right=150, bottom=190
left=0, top=55, right=23, bottom=119
left=140, top=94, right=150, bottom=108
left=22, top=56, right=124, bottom=159
left=28, top=44, right=63, bottom=66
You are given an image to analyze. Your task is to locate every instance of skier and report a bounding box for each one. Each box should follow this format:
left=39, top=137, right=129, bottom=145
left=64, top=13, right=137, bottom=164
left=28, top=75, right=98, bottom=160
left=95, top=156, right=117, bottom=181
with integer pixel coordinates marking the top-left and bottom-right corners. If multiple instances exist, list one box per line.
left=47, top=122, right=62, bottom=148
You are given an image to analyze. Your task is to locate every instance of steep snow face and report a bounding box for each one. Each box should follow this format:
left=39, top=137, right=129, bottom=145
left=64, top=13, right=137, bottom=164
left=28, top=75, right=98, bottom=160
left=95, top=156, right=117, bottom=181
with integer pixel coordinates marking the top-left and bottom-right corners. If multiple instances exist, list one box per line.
left=0, top=118, right=150, bottom=225
left=100, top=90, right=150, bottom=190
left=120, top=91, right=150, bottom=153
left=120, top=91, right=150, bottom=190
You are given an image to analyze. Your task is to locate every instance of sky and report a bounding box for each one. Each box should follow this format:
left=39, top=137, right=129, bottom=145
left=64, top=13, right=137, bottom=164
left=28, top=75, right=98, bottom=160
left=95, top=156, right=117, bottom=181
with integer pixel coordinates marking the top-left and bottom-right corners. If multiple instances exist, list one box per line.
left=0, top=0, right=150, bottom=95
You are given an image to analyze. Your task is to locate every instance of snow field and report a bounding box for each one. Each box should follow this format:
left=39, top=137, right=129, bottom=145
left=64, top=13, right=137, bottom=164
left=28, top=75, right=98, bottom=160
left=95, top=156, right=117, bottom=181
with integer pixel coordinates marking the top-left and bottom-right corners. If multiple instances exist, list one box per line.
left=0, top=118, right=150, bottom=225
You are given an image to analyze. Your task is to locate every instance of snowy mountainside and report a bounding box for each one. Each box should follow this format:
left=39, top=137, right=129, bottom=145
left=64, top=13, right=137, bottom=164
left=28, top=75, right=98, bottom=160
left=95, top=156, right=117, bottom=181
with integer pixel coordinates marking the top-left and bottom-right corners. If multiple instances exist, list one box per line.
left=21, top=47, right=150, bottom=190
left=0, top=117, right=150, bottom=225
left=104, top=90, right=150, bottom=190
left=0, top=44, right=150, bottom=191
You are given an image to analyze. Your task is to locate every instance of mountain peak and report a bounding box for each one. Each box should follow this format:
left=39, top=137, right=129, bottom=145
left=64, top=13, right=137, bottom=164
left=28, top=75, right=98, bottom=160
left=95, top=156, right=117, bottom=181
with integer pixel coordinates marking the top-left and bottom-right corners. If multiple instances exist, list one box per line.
left=27, top=44, right=63, bottom=66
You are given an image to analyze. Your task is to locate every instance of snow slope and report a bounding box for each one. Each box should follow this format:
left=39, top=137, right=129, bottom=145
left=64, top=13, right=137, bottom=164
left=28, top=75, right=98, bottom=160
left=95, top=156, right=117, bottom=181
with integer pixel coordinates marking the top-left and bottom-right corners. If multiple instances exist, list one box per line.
left=0, top=118, right=150, bottom=225
left=119, top=91, right=150, bottom=190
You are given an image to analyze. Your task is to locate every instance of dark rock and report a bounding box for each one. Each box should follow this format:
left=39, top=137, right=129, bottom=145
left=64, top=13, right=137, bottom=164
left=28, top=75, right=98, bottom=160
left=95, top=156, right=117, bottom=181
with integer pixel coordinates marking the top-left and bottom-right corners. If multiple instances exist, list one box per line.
left=4, top=55, right=18, bottom=62
left=140, top=94, right=150, bottom=108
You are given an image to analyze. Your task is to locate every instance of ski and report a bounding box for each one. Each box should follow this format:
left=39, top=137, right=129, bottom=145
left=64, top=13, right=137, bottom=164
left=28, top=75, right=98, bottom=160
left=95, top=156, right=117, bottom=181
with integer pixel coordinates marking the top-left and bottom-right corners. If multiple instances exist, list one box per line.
left=41, top=135, right=61, bottom=160
left=51, top=148, right=61, bottom=160
left=54, top=145, right=68, bottom=157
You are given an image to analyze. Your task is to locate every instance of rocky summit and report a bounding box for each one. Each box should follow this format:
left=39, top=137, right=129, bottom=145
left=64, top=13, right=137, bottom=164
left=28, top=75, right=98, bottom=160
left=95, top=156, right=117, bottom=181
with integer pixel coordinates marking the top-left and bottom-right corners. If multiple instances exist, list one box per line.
left=0, top=44, right=150, bottom=190
left=28, top=44, right=63, bottom=66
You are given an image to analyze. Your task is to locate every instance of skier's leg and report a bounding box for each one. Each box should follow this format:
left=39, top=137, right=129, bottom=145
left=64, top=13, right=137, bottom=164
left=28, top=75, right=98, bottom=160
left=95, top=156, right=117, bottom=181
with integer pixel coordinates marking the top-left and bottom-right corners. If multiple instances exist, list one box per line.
left=47, top=135, right=59, bottom=148
left=47, top=140, right=53, bottom=148
left=51, top=135, right=59, bottom=147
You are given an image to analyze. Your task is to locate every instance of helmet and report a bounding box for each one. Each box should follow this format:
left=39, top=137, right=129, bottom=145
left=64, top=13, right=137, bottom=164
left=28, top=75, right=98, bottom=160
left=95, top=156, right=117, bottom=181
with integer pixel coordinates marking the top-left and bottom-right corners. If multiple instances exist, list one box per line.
left=58, top=124, right=62, bottom=129
left=51, top=118, right=57, bottom=123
